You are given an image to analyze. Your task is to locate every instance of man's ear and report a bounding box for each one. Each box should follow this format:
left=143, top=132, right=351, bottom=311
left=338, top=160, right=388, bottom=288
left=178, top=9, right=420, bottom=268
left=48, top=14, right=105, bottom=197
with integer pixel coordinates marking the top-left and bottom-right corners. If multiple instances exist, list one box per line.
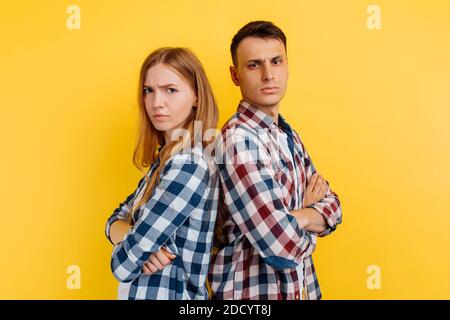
left=286, top=57, right=289, bottom=80
left=230, top=65, right=240, bottom=86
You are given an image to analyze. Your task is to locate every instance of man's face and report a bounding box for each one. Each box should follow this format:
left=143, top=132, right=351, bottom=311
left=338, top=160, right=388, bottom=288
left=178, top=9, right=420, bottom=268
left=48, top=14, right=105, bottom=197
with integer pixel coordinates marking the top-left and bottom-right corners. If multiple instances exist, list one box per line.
left=231, top=36, right=288, bottom=109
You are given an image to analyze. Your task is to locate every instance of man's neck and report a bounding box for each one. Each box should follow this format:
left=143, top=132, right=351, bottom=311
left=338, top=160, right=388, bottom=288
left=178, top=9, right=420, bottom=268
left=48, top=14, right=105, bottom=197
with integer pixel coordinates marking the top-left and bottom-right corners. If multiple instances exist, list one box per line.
left=243, top=98, right=280, bottom=124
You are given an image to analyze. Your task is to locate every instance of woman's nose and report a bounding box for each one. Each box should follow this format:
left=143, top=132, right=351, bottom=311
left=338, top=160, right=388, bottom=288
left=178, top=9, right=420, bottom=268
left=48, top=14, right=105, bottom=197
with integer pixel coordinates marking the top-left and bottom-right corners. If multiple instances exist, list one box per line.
left=152, top=91, right=164, bottom=108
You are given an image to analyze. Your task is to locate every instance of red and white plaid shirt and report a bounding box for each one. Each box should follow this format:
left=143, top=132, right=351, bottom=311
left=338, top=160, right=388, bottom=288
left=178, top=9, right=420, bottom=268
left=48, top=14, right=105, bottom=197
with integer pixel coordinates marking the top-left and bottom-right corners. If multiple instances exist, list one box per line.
left=208, top=100, right=342, bottom=300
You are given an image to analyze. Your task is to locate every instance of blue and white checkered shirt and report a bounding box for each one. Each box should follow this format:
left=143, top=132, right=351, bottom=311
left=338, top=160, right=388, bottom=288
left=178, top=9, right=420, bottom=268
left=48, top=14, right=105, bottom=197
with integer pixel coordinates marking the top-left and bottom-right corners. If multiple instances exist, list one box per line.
left=105, top=146, right=219, bottom=300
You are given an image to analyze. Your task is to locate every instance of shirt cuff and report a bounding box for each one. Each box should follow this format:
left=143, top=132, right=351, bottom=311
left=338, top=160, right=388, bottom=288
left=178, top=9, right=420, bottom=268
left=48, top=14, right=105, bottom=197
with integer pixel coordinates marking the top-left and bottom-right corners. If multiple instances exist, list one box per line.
left=306, top=204, right=334, bottom=237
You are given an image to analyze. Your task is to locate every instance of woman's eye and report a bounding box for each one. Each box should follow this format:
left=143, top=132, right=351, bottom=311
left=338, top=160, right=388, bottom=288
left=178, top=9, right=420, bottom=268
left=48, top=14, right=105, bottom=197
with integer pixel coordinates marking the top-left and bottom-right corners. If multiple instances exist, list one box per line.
left=167, top=88, right=177, bottom=93
left=143, top=87, right=152, bottom=94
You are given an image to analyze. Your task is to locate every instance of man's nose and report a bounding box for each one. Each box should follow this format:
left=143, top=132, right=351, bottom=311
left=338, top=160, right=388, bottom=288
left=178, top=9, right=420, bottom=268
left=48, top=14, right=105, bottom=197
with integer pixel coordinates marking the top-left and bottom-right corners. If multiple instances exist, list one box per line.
left=261, top=64, right=274, bottom=81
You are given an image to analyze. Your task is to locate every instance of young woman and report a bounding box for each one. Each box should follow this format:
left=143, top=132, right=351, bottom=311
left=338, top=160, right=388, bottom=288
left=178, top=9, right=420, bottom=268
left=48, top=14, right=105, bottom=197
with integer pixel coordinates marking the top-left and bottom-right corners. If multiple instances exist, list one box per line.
left=105, top=47, right=219, bottom=300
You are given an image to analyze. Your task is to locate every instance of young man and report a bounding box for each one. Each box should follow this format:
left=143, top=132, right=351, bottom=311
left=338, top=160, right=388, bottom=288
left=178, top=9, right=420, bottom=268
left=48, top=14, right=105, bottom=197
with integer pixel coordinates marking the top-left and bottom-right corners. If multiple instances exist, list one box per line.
left=208, top=21, right=342, bottom=300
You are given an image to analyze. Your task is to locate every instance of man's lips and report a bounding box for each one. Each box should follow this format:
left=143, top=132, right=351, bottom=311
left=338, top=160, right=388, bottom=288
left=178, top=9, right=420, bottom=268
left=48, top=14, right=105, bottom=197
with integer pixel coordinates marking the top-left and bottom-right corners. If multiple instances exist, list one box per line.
left=260, top=86, right=279, bottom=94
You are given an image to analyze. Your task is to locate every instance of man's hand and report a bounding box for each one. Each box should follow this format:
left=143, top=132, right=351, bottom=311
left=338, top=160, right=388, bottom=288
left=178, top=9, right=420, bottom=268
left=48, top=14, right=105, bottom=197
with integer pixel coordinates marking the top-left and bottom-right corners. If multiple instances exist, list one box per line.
left=289, top=172, right=329, bottom=233
left=142, top=247, right=176, bottom=275
left=303, top=172, right=329, bottom=207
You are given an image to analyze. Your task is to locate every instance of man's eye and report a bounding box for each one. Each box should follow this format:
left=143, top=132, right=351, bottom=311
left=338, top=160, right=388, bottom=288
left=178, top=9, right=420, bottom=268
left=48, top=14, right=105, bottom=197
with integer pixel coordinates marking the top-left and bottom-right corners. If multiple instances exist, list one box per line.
left=273, top=59, right=282, bottom=65
left=248, top=63, right=258, bottom=69
left=167, top=88, right=177, bottom=93
left=143, top=87, right=153, bottom=94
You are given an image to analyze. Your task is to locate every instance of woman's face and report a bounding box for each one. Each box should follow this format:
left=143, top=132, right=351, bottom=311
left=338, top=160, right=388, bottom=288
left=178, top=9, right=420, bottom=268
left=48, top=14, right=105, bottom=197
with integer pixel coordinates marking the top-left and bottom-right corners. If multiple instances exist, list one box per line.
left=143, top=63, right=197, bottom=143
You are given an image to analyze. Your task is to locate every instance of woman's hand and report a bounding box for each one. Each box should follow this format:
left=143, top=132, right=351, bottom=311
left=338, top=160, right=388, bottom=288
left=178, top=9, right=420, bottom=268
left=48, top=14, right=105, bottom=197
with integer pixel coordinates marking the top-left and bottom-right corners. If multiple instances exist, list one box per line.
left=142, top=247, right=176, bottom=275
left=303, top=172, right=329, bottom=207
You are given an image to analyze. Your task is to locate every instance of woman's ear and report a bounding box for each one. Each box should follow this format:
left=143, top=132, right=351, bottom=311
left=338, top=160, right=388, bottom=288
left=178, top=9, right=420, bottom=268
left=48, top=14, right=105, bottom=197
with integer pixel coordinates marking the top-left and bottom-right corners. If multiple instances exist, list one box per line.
left=193, top=96, right=198, bottom=108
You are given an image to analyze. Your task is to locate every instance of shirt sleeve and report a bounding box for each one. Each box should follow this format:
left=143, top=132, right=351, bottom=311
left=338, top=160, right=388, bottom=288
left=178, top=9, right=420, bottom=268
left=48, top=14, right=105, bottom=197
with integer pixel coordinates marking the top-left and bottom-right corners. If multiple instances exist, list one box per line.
left=299, top=137, right=343, bottom=237
left=217, top=130, right=316, bottom=271
left=110, top=153, right=210, bottom=283
left=105, top=176, right=146, bottom=245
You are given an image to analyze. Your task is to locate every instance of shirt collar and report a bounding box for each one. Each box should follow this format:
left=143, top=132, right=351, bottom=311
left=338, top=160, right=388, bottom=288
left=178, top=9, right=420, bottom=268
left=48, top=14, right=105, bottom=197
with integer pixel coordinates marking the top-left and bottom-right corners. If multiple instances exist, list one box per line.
left=237, top=100, right=277, bottom=129
left=237, top=99, right=289, bottom=132
left=277, top=113, right=293, bottom=135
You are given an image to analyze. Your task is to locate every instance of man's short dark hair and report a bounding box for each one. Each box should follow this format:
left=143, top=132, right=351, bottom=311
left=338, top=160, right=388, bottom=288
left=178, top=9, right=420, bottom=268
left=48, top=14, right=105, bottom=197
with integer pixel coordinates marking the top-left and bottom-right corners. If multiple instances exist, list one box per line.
left=230, top=20, right=287, bottom=66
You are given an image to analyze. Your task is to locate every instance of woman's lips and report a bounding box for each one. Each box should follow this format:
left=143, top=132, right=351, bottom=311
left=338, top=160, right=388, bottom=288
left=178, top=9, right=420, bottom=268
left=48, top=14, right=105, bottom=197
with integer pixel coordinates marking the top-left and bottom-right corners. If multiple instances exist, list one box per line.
left=152, top=114, right=170, bottom=121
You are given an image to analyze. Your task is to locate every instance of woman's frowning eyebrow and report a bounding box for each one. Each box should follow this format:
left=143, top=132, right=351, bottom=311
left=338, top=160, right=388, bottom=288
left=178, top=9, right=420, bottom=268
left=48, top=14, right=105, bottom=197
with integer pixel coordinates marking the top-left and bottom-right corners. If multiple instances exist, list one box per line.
left=143, top=83, right=178, bottom=88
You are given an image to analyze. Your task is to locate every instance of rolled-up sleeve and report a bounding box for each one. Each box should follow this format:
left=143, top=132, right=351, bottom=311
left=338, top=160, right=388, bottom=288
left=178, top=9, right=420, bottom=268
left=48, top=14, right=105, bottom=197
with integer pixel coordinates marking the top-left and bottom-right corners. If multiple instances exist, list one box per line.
left=301, top=140, right=343, bottom=237
left=105, top=176, right=146, bottom=245
left=110, top=153, right=210, bottom=282
left=217, top=131, right=315, bottom=271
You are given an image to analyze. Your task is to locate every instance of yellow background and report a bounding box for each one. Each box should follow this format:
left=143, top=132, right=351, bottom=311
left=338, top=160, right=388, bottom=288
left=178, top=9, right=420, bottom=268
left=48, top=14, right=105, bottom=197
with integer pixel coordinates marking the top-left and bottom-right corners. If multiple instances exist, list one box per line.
left=1, top=0, right=449, bottom=299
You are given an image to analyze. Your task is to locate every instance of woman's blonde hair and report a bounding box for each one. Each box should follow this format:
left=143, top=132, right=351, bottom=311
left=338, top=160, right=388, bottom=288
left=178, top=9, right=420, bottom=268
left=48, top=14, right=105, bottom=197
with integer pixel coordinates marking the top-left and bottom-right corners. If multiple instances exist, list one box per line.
left=127, top=47, right=219, bottom=223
